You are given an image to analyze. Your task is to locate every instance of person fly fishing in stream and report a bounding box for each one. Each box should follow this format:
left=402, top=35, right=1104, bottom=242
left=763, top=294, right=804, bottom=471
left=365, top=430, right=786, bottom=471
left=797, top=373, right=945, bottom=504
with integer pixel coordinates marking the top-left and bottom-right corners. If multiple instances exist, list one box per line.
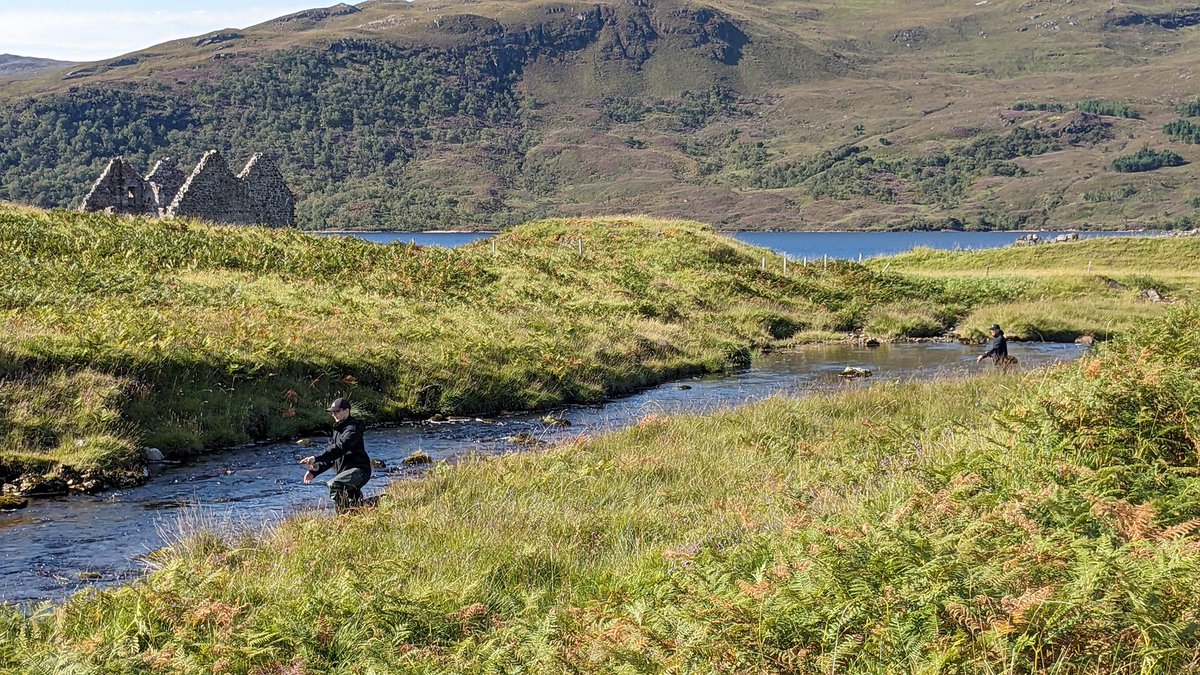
left=300, top=397, right=371, bottom=512
left=976, top=323, right=1016, bottom=371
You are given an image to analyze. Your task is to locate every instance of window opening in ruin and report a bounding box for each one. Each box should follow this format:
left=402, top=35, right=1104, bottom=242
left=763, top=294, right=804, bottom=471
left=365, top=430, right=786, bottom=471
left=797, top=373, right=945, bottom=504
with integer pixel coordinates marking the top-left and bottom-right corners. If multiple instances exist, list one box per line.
left=127, top=188, right=136, bottom=200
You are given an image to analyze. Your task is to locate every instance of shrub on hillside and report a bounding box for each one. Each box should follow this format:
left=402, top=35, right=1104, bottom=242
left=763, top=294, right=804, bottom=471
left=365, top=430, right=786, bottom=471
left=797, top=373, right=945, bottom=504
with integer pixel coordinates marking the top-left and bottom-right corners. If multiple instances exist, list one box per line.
left=1011, top=101, right=1067, bottom=112
left=1110, top=147, right=1186, bottom=173
left=1163, top=119, right=1200, bottom=144
left=1075, top=99, right=1141, bottom=119
left=1083, top=184, right=1138, bottom=202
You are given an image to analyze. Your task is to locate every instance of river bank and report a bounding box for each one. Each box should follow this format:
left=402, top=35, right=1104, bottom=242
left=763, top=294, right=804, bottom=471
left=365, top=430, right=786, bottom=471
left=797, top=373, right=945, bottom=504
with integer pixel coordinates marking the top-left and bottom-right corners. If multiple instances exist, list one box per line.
left=3, top=204, right=1199, bottom=499
left=0, top=340, right=1086, bottom=604
left=2, top=308, right=1196, bottom=672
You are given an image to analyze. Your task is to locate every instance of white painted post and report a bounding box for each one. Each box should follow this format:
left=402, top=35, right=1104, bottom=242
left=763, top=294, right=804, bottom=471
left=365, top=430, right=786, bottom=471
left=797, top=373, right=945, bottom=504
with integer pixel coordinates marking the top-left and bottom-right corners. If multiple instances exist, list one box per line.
left=761, top=257, right=766, bottom=270
left=491, top=240, right=496, bottom=255
left=578, top=239, right=583, bottom=257
left=783, top=256, right=788, bottom=273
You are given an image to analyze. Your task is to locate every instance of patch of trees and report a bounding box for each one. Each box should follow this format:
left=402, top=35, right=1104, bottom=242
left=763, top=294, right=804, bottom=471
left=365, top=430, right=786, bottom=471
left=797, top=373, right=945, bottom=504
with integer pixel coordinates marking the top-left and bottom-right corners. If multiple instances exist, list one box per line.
left=749, top=127, right=1059, bottom=207
left=1083, top=184, right=1138, bottom=202
left=1163, top=119, right=1200, bottom=144
left=0, top=41, right=531, bottom=229
left=1012, top=102, right=1067, bottom=112
left=1110, top=147, right=1186, bottom=173
left=1009, top=100, right=1140, bottom=119
left=600, top=86, right=738, bottom=129
left=1181, top=98, right=1200, bottom=117
left=1074, top=100, right=1141, bottom=119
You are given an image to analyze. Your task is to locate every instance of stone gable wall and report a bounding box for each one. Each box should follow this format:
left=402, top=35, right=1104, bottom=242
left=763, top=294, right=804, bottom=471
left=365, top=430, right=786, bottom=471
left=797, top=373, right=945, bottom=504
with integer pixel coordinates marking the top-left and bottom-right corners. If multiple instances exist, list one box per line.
left=145, top=158, right=187, bottom=214
left=79, top=158, right=157, bottom=215
left=79, top=150, right=296, bottom=228
left=237, top=154, right=297, bottom=229
left=166, top=151, right=256, bottom=224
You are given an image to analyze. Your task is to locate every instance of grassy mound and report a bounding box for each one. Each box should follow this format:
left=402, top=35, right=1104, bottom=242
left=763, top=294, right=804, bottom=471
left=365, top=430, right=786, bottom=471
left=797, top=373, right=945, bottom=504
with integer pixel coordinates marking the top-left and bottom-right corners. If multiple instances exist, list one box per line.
left=2, top=307, right=1197, bottom=672
left=0, top=205, right=938, bottom=480
left=3, top=204, right=1198, bottom=485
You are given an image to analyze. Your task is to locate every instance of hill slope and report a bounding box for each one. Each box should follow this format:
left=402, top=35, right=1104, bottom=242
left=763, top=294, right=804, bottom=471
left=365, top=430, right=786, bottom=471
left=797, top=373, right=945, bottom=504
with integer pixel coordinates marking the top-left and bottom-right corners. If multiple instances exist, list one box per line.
left=0, top=54, right=75, bottom=79
left=2, top=0, right=1200, bottom=230
left=3, top=201, right=1197, bottom=486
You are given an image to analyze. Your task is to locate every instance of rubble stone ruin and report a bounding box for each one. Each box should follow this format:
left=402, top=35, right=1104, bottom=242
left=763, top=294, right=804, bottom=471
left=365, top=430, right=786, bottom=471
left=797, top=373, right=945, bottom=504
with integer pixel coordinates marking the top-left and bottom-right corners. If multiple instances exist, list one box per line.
left=79, top=150, right=296, bottom=228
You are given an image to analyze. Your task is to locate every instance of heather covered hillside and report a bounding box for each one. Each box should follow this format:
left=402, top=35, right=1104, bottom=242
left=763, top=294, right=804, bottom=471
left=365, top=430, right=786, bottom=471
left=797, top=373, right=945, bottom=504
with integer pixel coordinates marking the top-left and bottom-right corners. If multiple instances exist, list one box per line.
left=2, top=0, right=1200, bottom=230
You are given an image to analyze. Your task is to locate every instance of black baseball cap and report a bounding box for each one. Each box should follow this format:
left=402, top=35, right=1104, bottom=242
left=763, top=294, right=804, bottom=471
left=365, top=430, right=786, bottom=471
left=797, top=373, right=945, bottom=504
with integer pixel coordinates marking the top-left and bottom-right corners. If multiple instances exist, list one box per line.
left=989, top=324, right=1002, bottom=331
left=326, top=397, right=351, bottom=412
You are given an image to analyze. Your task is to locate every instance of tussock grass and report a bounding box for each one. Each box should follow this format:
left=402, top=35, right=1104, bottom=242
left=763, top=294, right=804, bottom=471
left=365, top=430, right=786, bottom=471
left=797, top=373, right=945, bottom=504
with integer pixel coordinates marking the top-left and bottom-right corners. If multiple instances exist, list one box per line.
left=3, top=204, right=1199, bottom=482
left=3, top=308, right=1198, bottom=672
left=0, top=205, right=950, bottom=478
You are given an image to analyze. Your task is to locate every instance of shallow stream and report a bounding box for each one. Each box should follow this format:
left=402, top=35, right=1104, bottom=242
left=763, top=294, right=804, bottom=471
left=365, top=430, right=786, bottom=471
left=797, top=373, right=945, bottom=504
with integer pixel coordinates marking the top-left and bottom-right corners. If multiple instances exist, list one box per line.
left=0, top=342, right=1085, bottom=605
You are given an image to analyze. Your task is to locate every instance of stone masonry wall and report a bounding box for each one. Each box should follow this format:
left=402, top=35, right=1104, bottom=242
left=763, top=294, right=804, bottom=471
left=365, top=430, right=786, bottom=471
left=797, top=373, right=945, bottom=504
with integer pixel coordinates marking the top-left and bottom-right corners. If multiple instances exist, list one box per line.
left=166, top=150, right=256, bottom=224
left=79, top=158, right=157, bottom=215
left=237, top=154, right=296, bottom=229
left=80, top=150, right=296, bottom=227
left=145, top=157, right=186, bottom=214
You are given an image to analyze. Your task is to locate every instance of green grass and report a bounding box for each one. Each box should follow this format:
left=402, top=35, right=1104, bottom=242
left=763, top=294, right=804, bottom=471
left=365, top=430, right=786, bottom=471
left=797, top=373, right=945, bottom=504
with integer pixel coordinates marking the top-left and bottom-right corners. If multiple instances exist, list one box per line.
left=875, top=237, right=1200, bottom=340
left=0, top=205, right=949, bottom=480
left=3, top=307, right=1197, bottom=673
left=5, top=204, right=1200, bottom=485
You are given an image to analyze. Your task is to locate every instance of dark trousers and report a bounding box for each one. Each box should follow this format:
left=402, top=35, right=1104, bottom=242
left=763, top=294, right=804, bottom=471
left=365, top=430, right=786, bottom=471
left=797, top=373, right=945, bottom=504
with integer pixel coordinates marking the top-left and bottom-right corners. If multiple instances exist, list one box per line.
left=327, top=467, right=370, bottom=511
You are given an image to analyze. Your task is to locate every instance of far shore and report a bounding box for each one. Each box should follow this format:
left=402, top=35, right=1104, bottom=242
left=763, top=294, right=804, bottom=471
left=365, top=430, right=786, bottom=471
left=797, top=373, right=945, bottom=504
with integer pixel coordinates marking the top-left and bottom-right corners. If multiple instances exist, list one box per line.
left=307, top=227, right=1163, bottom=235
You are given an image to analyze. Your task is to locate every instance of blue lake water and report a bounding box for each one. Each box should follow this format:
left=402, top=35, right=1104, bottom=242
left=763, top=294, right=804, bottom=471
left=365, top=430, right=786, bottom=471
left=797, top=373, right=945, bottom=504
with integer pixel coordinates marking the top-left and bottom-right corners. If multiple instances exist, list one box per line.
left=312, top=230, right=1156, bottom=259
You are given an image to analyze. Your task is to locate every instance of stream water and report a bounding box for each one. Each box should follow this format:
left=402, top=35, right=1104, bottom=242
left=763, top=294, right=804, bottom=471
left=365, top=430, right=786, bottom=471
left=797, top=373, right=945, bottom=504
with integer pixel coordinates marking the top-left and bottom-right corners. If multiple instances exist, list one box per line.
left=0, top=342, right=1086, bottom=605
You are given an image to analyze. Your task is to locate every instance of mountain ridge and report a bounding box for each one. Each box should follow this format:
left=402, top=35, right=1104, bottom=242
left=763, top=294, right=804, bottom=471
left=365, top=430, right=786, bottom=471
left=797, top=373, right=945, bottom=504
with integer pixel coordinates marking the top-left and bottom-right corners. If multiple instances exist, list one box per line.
left=1, top=0, right=1199, bottom=230
left=0, top=53, right=76, bottom=78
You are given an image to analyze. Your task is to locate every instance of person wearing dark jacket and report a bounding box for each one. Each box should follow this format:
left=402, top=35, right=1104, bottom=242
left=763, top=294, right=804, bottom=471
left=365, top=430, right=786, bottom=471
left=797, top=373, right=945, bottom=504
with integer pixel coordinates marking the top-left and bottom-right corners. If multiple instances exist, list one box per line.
left=977, top=324, right=1009, bottom=363
left=301, top=397, right=371, bottom=511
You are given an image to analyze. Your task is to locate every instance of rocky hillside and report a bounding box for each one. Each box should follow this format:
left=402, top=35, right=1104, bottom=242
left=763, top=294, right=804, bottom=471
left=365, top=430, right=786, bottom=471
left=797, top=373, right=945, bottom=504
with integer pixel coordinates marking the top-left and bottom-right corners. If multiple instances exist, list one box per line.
left=1, top=0, right=1199, bottom=230
left=0, top=54, right=75, bottom=79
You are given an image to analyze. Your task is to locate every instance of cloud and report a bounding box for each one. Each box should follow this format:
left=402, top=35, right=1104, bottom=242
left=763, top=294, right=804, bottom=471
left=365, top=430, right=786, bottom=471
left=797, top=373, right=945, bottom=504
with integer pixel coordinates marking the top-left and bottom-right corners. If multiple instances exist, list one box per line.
left=0, top=5, right=312, bottom=61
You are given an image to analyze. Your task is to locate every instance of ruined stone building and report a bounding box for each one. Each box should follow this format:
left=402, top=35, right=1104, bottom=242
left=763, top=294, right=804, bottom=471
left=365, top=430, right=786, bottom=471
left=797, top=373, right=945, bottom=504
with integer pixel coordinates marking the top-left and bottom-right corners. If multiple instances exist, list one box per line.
left=80, top=151, right=296, bottom=228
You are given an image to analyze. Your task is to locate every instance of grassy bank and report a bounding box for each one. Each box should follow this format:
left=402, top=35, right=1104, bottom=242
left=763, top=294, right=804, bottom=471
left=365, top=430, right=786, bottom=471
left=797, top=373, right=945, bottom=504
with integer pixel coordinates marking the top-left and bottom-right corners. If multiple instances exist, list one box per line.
left=876, top=237, right=1200, bottom=341
left=2, top=307, right=1197, bottom=672
left=3, top=203, right=1198, bottom=487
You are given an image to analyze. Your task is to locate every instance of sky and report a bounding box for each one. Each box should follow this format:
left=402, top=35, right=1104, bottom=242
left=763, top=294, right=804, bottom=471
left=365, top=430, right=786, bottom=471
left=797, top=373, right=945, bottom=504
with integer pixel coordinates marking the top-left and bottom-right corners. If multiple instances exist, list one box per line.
left=0, top=1, right=328, bottom=62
